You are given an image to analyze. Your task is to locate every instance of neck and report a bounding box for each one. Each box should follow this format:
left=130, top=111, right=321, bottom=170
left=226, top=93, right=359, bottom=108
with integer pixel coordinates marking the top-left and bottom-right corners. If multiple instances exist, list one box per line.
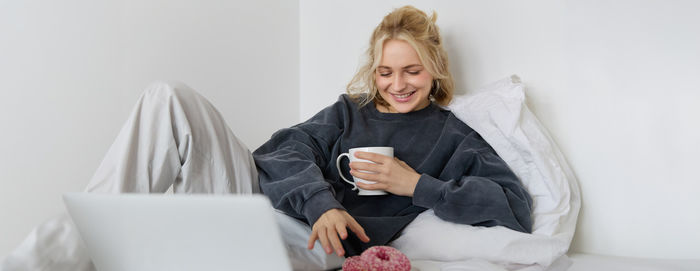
left=375, top=104, right=397, bottom=113
left=374, top=100, right=430, bottom=113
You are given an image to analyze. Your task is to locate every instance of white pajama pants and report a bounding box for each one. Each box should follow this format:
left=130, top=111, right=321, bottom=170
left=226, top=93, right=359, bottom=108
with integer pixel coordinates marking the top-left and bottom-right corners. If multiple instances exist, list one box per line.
left=0, top=81, right=344, bottom=271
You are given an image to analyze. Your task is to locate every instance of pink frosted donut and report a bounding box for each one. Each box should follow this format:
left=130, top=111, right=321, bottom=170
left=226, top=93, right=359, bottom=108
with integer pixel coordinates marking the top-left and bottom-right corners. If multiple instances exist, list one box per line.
left=342, top=256, right=367, bottom=271
left=359, top=246, right=411, bottom=271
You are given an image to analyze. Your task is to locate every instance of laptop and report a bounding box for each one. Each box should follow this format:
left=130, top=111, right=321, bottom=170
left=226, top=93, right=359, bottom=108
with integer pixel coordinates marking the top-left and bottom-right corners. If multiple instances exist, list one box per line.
left=63, top=193, right=292, bottom=271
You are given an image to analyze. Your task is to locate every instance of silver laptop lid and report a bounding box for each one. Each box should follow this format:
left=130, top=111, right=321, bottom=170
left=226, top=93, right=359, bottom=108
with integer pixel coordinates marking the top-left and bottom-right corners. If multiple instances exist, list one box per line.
left=63, top=193, right=291, bottom=271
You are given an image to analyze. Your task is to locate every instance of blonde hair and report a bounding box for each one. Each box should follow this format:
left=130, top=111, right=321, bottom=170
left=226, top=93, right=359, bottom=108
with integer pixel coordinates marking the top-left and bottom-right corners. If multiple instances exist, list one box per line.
left=347, top=5, right=454, bottom=107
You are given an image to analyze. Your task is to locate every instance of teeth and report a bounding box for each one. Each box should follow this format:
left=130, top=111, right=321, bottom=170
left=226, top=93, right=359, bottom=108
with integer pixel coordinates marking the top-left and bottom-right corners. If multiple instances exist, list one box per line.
left=393, top=92, right=413, bottom=98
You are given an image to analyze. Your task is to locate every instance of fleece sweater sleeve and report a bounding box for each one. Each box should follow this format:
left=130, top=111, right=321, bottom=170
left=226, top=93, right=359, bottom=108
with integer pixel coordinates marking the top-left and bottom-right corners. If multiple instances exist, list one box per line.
left=412, top=132, right=533, bottom=233
left=253, top=98, right=346, bottom=226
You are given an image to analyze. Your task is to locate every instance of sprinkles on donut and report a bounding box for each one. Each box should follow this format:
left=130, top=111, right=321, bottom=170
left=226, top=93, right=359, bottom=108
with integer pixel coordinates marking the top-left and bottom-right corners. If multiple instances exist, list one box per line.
left=342, top=256, right=368, bottom=271
left=342, top=246, right=410, bottom=271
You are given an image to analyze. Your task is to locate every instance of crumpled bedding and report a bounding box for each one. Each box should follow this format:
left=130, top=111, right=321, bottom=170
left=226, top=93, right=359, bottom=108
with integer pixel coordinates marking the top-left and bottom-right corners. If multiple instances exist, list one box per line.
left=2, top=76, right=580, bottom=271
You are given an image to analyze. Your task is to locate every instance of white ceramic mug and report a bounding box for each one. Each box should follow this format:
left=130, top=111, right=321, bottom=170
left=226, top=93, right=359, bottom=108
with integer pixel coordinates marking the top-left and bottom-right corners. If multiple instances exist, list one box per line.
left=336, top=147, right=393, bottom=196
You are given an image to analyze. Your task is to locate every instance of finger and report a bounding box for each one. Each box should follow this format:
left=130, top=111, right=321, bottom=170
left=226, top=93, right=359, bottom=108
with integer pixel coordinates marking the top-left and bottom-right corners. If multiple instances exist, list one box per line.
left=307, top=230, right=318, bottom=250
left=327, top=228, right=345, bottom=257
left=354, top=151, right=388, bottom=164
left=349, top=161, right=381, bottom=172
left=347, top=217, right=371, bottom=243
left=356, top=181, right=388, bottom=191
left=317, top=227, right=332, bottom=254
left=349, top=169, right=380, bottom=182
left=336, top=223, right=349, bottom=240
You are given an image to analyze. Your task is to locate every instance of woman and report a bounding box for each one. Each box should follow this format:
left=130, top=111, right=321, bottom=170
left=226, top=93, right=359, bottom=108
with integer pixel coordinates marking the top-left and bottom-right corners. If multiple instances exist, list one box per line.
left=253, top=5, right=532, bottom=258
left=2, top=5, right=531, bottom=271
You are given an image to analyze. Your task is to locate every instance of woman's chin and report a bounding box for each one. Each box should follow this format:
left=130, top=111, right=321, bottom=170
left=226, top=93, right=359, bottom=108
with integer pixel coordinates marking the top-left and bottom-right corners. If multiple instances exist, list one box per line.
left=388, top=98, right=432, bottom=113
left=380, top=93, right=430, bottom=113
left=387, top=103, right=417, bottom=113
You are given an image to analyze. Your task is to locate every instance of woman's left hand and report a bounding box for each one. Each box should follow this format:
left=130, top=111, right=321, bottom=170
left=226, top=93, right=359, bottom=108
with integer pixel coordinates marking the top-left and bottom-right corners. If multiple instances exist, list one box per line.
left=349, top=151, right=421, bottom=197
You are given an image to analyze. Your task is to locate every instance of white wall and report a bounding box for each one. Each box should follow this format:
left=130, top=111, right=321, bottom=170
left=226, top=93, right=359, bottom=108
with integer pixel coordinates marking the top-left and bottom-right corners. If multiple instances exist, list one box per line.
left=300, top=0, right=700, bottom=260
left=0, top=0, right=299, bottom=257
left=3, top=0, right=699, bottom=262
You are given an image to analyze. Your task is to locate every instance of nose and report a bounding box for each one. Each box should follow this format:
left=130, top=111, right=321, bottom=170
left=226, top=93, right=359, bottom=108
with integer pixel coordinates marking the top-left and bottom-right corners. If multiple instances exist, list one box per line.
left=391, top=73, right=406, bottom=92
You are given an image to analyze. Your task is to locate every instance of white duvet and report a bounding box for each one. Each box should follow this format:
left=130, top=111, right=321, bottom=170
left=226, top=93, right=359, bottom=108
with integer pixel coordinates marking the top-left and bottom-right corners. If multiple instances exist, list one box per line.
left=389, top=75, right=581, bottom=271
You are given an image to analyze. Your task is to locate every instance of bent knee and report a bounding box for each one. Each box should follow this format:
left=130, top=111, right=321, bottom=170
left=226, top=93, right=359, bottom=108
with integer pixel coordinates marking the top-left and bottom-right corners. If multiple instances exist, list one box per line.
left=143, top=80, right=200, bottom=100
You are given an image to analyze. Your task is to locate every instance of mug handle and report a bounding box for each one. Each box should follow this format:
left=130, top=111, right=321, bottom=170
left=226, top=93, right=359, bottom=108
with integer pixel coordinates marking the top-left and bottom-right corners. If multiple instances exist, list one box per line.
left=336, top=153, right=358, bottom=191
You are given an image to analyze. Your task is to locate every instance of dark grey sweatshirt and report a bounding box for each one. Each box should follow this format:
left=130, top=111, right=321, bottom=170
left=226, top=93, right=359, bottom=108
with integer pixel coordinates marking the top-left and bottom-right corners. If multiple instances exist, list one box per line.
left=253, top=94, right=532, bottom=256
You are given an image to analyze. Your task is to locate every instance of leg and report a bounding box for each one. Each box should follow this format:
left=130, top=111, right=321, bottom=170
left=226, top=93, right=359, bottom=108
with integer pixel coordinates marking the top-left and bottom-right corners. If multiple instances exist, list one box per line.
left=1, top=81, right=258, bottom=271
left=86, top=80, right=258, bottom=194
left=274, top=211, right=345, bottom=271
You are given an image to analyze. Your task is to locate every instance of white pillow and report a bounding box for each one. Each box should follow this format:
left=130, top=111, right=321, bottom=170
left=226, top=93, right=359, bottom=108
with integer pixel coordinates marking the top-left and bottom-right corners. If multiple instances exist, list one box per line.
left=390, top=75, right=581, bottom=269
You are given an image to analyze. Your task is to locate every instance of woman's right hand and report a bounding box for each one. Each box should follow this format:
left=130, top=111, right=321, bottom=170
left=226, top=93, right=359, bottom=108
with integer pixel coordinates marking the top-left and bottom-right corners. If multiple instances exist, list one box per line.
left=307, top=208, right=370, bottom=257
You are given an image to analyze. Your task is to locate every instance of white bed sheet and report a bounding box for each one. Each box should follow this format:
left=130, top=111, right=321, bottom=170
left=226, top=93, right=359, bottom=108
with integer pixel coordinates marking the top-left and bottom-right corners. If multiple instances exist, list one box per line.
left=404, top=255, right=571, bottom=271
left=400, top=254, right=699, bottom=271
left=567, top=253, right=700, bottom=271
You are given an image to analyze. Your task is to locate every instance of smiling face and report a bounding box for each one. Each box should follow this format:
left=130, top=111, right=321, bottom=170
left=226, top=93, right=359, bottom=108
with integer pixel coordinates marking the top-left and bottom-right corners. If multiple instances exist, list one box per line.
left=374, top=39, right=434, bottom=113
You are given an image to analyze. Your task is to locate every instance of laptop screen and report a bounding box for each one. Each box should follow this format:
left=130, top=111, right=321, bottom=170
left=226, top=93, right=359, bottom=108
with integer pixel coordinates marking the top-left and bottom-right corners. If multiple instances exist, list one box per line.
left=64, top=193, right=292, bottom=271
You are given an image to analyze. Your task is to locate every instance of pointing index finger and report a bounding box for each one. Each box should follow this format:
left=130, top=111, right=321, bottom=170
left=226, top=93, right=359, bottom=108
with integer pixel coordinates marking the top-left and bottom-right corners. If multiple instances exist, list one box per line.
left=347, top=218, right=370, bottom=243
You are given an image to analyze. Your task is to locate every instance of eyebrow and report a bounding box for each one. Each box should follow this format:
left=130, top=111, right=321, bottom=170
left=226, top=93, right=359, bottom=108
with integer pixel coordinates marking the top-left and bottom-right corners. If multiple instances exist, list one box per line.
left=377, top=64, right=423, bottom=70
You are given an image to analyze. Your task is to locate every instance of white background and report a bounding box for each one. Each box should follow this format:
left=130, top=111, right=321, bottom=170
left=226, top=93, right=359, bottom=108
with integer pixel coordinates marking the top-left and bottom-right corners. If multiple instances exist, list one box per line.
left=2, top=0, right=699, bottom=261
